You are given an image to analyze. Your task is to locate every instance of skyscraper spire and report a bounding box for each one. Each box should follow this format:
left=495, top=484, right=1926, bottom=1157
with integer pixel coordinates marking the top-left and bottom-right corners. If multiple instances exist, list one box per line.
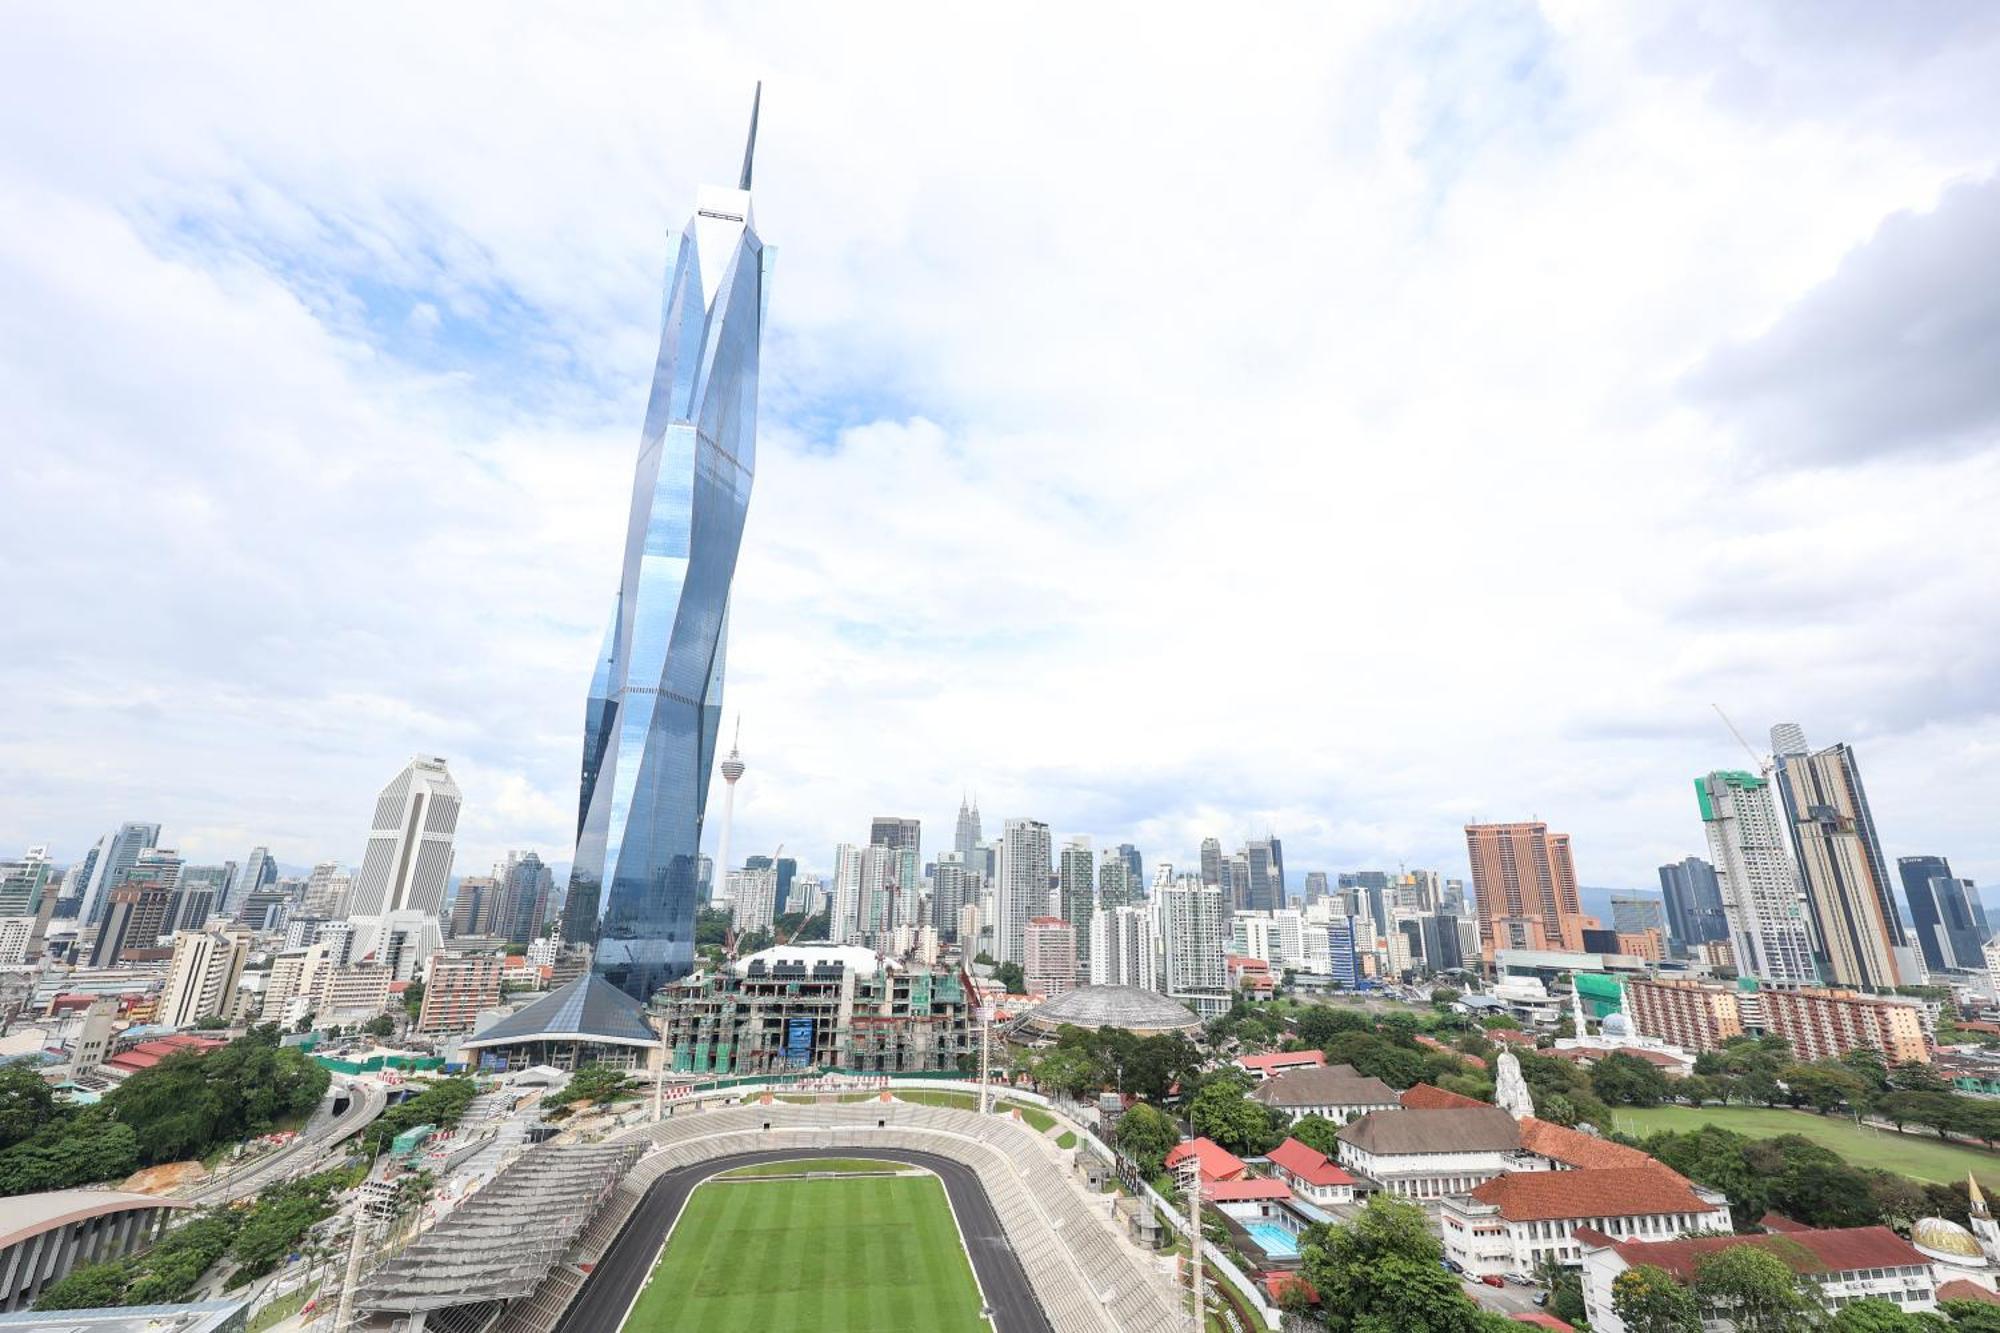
left=738, top=81, right=761, bottom=191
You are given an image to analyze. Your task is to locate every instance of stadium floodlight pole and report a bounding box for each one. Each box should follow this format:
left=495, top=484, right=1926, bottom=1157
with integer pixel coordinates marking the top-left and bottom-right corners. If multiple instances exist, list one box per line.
left=1178, top=1157, right=1203, bottom=1333
left=654, top=1010, right=667, bottom=1123
left=977, top=1003, right=993, bottom=1114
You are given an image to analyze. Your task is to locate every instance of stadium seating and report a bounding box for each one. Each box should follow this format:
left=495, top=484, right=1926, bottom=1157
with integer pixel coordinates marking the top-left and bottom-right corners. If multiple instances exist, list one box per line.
left=494, top=1098, right=1185, bottom=1333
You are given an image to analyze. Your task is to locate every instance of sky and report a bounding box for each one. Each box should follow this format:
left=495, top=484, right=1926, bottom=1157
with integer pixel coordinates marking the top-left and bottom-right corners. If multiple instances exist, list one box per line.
left=3, top=3, right=1999, bottom=895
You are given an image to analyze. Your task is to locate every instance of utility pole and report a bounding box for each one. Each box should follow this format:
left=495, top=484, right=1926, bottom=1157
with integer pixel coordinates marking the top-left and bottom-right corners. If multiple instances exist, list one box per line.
left=655, top=1008, right=667, bottom=1123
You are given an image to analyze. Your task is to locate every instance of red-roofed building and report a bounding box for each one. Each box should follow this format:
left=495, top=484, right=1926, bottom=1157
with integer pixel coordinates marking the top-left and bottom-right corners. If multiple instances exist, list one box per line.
left=1441, top=1168, right=1731, bottom=1278
left=1234, top=1050, right=1325, bottom=1081
left=99, top=1033, right=226, bottom=1080
left=1489, top=1029, right=1537, bottom=1046
left=1228, top=956, right=1276, bottom=996
left=1164, top=1137, right=1248, bottom=1184
left=1204, top=1178, right=1294, bottom=1203
left=1515, top=1117, right=1689, bottom=1179
left=1267, top=1137, right=1357, bottom=1206
left=1401, top=1083, right=1489, bottom=1111
left=1261, top=1272, right=1317, bottom=1308
left=1938, top=1279, right=2000, bottom=1306
left=1578, top=1225, right=1937, bottom=1332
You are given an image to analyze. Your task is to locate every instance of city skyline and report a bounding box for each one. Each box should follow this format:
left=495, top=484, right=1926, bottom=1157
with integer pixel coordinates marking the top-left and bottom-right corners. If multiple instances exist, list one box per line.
left=5, top=11, right=2000, bottom=894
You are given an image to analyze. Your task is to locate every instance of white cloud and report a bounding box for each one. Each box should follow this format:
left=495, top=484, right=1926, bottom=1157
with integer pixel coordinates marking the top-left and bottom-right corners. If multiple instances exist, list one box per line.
left=2, top=4, right=1998, bottom=894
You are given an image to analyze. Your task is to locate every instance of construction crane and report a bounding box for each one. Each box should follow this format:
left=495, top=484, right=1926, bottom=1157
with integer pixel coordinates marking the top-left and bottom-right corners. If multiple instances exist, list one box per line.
left=1711, top=703, right=1773, bottom=777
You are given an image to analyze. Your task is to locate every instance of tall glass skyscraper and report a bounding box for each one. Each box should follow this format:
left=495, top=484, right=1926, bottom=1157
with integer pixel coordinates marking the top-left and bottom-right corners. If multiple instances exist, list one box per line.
left=564, top=92, right=772, bottom=1002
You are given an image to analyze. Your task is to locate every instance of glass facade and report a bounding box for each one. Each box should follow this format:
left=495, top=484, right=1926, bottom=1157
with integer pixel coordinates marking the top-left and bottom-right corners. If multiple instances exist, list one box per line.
left=563, top=149, right=770, bottom=1002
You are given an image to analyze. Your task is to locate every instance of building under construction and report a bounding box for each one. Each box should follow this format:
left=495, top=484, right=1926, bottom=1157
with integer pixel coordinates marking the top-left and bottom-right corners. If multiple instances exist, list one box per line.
left=661, top=943, right=973, bottom=1076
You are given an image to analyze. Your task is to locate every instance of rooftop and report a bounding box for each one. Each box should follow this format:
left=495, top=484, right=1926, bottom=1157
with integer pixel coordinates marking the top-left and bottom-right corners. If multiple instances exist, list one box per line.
left=1467, top=1167, right=1713, bottom=1222
left=1235, top=1050, right=1325, bottom=1074
left=0, top=1189, right=190, bottom=1251
left=1165, top=1137, right=1248, bottom=1182
left=730, top=943, right=892, bottom=976
left=1590, top=1226, right=1926, bottom=1280
left=1268, top=1137, right=1356, bottom=1187
left=1400, top=1083, right=1489, bottom=1111
left=0, top=1298, right=247, bottom=1332
left=461, top=973, right=657, bottom=1051
left=1020, top=984, right=1204, bottom=1036
left=1338, top=1106, right=1520, bottom=1156
left=1248, top=1064, right=1400, bottom=1109
left=1205, top=1178, right=1294, bottom=1203
left=1516, top=1117, right=1684, bottom=1176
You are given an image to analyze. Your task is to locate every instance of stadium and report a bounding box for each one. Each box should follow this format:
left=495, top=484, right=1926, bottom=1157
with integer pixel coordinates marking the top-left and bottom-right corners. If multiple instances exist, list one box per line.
left=354, top=1090, right=1188, bottom=1333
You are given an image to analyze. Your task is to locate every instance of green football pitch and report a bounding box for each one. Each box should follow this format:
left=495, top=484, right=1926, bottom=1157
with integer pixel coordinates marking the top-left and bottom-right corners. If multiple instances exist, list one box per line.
left=620, top=1168, right=989, bottom=1331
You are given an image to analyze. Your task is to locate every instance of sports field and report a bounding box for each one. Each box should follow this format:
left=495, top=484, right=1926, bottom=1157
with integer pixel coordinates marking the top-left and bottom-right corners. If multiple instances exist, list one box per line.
left=621, top=1167, right=988, bottom=1331
left=1613, top=1104, right=2000, bottom=1187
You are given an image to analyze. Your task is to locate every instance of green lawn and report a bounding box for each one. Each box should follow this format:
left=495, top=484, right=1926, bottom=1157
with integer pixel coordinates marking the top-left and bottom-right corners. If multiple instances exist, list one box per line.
left=623, top=1175, right=986, bottom=1331
left=1056, top=1131, right=1077, bottom=1150
left=719, top=1158, right=911, bottom=1179
left=1614, top=1105, right=2000, bottom=1187
left=247, top=1281, right=318, bottom=1333
left=893, top=1090, right=981, bottom=1111
left=1000, top=1101, right=1055, bottom=1132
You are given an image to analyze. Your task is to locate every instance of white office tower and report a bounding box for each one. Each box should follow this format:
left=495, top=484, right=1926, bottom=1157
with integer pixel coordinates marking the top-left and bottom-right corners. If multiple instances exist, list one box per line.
left=264, top=943, right=331, bottom=1029
left=1090, top=904, right=1159, bottom=990
left=78, top=822, right=161, bottom=925
left=958, top=902, right=983, bottom=956
left=1231, top=909, right=1306, bottom=969
left=932, top=854, right=978, bottom=942
left=1059, top=837, right=1094, bottom=970
left=350, top=756, right=461, bottom=917
left=1160, top=881, right=1227, bottom=1014
left=831, top=843, right=864, bottom=942
left=347, top=910, right=442, bottom=983
left=302, top=862, right=351, bottom=918
left=128, top=847, right=184, bottom=888
left=729, top=864, right=779, bottom=935
left=996, top=819, right=1052, bottom=965
left=860, top=843, right=898, bottom=936
left=159, top=930, right=250, bottom=1029
left=894, top=847, right=923, bottom=928
left=1697, top=770, right=1817, bottom=984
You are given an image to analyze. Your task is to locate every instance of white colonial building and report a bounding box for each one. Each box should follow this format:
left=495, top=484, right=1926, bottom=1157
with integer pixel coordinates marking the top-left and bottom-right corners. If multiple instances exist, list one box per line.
left=1440, top=1166, right=1730, bottom=1278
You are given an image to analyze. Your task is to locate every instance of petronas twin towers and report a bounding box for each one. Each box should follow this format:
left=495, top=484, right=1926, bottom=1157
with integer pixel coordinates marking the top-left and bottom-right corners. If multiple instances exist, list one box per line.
left=563, top=89, right=771, bottom=1001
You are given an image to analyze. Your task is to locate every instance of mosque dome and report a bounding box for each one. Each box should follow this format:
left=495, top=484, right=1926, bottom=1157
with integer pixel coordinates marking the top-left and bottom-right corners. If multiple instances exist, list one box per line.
left=1601, top=1012, right=1633, bottom=1039
left=1913, top=1217, right=1986, bottom=1264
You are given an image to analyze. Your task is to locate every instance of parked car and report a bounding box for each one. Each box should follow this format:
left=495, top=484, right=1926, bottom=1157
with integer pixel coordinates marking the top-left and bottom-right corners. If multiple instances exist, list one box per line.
left=1481, top=1274, right=1506, bottom=1288
left=1443, top=1259, right=1463, bottom=1275
left=1534, top=1293, right=1550, bottom=1307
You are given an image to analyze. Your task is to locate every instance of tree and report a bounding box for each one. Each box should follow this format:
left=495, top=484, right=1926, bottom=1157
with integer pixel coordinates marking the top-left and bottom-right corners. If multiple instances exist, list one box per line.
left=402, top=980, right=425, bottom=1019
left=1591, top=1052, right=1670, bottom=1107
left=1295, top=1004, right=1373, bottom=1049
left=1430, top=987, right=1462, bottom=1008
left=1115, top=1103, right=1179, bottom=1175
left=695, top=907, right=730, bottom=946
left=363, top=1014, right=395, bottom=1038
left=1120, top=1034, right=1201, bottom=1102
left=31, top=1260, right=130, bottom=1310
left=1030, top=1047, right=1103, bottom=1099
left=1692, top=1245, right=1818, bottom=1333
left=1289, top=1114, right=1343, bottom=1157
left=1612, top=1263, right=1701, bottom=1333
left=1299, top=1195, right=1497, bottom=1333
left=1823, top=1298, right=1948, bottom=1332
left=0, top=1065, right=56, bottom=1151
left=1189, top=1076, right=1280, bottom=1156
left=992, top=961, right=1026, bottom=994
left=1941, top=1300, right=2000, bottom=1333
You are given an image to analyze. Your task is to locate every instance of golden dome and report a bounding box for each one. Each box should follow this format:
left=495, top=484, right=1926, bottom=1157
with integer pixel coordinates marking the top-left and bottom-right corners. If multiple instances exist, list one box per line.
left=1914, top=1217, right=1985, bottom=1261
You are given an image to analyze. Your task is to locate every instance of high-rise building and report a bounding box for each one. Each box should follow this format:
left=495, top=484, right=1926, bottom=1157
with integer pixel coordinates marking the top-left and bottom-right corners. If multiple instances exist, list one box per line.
left=1301, top=871, right=1330, bottom=905
left=932, top=855, right=977, bottom=943
left=1463, top=822, right=1587, bottom=957
left=90, top=883, right=174, bottom=965
left=1199, top=838, right=1222, bottom=887
left=1899, top=855, right=1988, bottom=974
left=450, top=876, right=502, bottom=937
left=562, top=93, right=771, bottom=1002
left=1696, top=771, right=1818, bottom=985
left=743, top=853, right=796, bottom=916
left=1160, top=880, right=1227, bottom=1013
left=1657, top=857, right=1730, bottom=953
left=1773, top=736, right=1914, bottom=989
left=158, top=929, right=250, bottom=1029
left=1024, top=916, right=1077, bottom=996
left=996, top=819, right=1051, bottom=965
left=1622, top=978, right=1745, bottom=1053
left=1117, top=844, right=1143, bottom=890
left=416, top=953, right=505, bottom=1035
left=78, top=823, right=160, bottom=926
left=870, top=817, right=921, bottom=859
left=954, top=796, right=981, bottom=860
left=1058, top=838, right=1095, bottom=973
left=228, top=846, right=275, bottom=916
left=859, top=843, right=898, bottom=936
left=350, top=756, right=461, bottom=917
left=1609, top=895, right=1666, bottom=937
left=1340, top=871, right=1393, bottom=934
left=1756, top=986, right=1930, bottom=1065
left=831, top=842, right=864, bottom=943
left=301, top=862, right=348, bottom=918
left=1090, top=904, right=1159, bottom=990
left=0, top=847, right=53, bottom=918
left=498, top=851, right=554, bottom=944
left=1242, top=838, right=1282, bottom=912
left=1098, top=848, right=1137, bottom=910
left=1324, top=915, right=1364, bottom=989
left=727, top=865, right=780, bottom=936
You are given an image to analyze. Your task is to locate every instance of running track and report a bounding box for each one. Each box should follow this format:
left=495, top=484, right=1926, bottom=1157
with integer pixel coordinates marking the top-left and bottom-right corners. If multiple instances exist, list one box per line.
left=552, top=1146, right=1055, bottom=1333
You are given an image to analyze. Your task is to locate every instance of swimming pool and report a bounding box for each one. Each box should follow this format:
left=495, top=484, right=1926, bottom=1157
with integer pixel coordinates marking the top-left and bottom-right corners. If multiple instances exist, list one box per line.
left=1245, top=1222, right=1301, bottom=1260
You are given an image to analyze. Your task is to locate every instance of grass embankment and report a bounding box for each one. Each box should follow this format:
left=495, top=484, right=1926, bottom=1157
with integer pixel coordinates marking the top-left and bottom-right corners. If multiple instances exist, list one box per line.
left=999, top=1101, right=1055, bottom=1132
left=624, top=1174, right=985, bottom=1330
left=1613, top=1104, right=2000, bottom=1187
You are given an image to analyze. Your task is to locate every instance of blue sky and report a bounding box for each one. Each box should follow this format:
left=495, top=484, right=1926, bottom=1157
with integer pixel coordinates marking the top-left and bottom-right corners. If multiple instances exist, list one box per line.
left=4, top=4, right=2000, bottom=895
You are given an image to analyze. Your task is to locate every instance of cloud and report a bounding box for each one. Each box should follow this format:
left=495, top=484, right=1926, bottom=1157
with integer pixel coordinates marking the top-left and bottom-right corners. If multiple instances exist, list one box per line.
left=1, top=5, right=1998, bottom=894
left=1686, top=175, right=2000, bottom=465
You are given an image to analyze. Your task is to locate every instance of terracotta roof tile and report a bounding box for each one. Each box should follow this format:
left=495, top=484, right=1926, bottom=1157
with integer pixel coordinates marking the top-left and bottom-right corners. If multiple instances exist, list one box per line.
left=1516, top=1117, right=1685, bottom=1179
left=1401, top=1083, right=1488, bottom=1110
left=1205, top=1178, right=1294, bottom=1202
left=1468, top=1167, right=1714, bottom=1222
left=1939, top=1279, right=2000, bottom=1306
left=1268, top=1137, right=1356, bottom=1187
left=1602, top=1226, right=1925, bottom=1281
left=1236, top=1050, right=1326, bottom=1074
left=1165, top=1137, right=1248, bottom=1182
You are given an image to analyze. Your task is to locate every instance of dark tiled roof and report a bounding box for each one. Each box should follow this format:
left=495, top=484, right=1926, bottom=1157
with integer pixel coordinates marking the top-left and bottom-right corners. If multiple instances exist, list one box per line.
left=1249, top=1064, right=1400, bottom=1109
left=1337, top=1106, right=1520, bottom=1155
left=461, top=973, right=657, bottom=1049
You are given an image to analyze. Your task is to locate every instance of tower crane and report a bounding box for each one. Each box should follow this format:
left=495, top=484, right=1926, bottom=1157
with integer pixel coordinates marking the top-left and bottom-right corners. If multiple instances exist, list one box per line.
left=1711, top=703, right=1774, bottom=778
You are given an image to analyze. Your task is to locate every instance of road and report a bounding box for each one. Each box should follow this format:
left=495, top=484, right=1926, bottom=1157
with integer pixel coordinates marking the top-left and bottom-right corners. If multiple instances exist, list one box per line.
left=553, top=1147, right=1055, bottom=1333
left=186, top=1079, right=390, bottom=1205
left=1462, top=1274, right=1547, bottom=1318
